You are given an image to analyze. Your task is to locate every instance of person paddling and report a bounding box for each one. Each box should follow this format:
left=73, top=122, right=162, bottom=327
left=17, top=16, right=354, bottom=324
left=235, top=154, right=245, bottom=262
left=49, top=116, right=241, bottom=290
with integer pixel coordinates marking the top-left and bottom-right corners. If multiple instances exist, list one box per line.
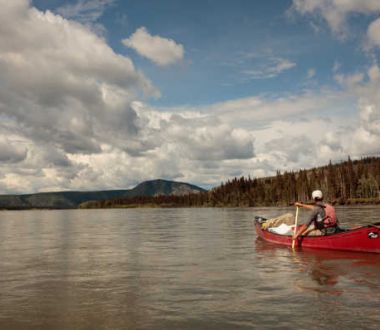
left=294, top=190, right=339, bottom=238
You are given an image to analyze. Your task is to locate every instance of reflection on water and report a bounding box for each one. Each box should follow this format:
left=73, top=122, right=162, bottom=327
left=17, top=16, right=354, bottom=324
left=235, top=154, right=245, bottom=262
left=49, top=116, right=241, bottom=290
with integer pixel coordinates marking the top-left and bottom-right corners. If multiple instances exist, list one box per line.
left=0, top=206, right=379, bottom=329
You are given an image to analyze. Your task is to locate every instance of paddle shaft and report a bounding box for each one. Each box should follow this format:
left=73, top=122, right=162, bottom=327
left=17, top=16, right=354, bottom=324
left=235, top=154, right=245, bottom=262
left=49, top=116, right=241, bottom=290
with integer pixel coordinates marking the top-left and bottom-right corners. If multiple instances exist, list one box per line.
left=292, top=206, right=299, bottom=249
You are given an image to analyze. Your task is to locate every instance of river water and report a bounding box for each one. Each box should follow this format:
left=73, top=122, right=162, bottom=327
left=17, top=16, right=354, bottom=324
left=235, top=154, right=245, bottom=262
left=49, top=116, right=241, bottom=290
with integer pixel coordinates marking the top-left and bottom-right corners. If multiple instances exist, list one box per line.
left=0, top=206, right=379, bottom=329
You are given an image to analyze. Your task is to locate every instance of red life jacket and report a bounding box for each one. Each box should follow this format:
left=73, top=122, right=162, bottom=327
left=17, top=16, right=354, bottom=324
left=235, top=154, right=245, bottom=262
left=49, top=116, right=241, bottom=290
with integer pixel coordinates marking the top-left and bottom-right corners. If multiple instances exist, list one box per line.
left=323, top=203, right=337, bottom=227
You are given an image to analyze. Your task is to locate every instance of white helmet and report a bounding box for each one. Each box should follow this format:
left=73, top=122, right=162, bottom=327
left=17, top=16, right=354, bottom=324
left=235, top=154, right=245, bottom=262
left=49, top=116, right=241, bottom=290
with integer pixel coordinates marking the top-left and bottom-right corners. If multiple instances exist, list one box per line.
left=312, top=190, right=323, bottom=200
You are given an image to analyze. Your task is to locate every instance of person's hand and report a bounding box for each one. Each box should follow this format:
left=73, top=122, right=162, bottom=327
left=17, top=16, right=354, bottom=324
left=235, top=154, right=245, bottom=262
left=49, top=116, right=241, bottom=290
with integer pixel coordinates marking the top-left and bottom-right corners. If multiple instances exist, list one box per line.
left=294, top=202, right=303, bottom=207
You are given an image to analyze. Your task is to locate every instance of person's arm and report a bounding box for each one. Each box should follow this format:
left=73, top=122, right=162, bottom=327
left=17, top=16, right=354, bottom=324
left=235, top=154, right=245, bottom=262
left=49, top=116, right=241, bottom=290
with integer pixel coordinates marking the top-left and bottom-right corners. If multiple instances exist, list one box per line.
left=294, top=202, right=314, bottom=210
left=294, top=206, right=319, bottom=238
left=294, top=224, right=308, bottom=239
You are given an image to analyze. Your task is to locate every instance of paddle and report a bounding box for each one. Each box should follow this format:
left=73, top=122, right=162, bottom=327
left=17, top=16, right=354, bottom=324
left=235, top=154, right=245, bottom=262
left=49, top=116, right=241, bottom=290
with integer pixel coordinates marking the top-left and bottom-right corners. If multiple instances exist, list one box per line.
left=292, top=206, right=299, bottom=249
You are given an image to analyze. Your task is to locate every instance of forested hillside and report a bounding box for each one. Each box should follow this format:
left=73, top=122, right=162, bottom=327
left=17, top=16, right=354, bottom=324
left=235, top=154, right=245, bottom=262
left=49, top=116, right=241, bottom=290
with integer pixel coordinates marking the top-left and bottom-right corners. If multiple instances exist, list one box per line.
left=207, top=156, right=380, bottom=206
left=81, top=157, right=380, bottom=208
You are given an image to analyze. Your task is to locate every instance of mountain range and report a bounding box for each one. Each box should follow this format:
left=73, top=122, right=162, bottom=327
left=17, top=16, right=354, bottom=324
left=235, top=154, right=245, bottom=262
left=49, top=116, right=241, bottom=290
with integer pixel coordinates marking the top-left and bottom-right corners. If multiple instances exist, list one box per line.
left=0, top=179, right=206, bottom=210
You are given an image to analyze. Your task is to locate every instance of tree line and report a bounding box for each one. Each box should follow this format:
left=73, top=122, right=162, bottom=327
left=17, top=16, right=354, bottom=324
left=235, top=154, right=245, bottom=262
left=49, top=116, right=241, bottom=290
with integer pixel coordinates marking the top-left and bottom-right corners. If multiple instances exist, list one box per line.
left=80, top=156, right=380, bottom=208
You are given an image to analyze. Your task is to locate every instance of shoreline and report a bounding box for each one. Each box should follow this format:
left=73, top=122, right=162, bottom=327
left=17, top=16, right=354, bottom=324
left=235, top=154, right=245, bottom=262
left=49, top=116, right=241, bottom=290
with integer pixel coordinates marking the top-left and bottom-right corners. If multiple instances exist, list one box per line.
left=2, top=199, right=380, bottom=211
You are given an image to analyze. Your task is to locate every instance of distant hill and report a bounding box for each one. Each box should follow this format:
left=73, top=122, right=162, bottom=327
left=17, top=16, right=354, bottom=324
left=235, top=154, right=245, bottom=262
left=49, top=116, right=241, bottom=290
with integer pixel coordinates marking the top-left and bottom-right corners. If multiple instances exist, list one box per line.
left=0, top=179, right=206, bottom=210
left=131, top=179, right=205, bottom=197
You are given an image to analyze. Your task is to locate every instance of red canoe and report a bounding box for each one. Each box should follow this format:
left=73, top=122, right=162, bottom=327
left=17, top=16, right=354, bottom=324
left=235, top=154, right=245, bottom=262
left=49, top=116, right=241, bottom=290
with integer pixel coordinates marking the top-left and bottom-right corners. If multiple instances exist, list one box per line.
left=255, top=217, right=380, bottom=254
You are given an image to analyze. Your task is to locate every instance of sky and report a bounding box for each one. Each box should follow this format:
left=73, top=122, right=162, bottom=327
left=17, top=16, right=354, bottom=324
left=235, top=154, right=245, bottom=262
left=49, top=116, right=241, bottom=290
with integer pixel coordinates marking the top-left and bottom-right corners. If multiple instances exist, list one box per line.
left=1, top=0, right=380, bottom=193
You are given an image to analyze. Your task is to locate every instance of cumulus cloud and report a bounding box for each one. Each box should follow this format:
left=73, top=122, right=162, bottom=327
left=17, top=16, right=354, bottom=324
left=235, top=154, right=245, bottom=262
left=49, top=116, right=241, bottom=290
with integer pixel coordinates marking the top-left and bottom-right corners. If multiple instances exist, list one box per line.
left=0, top=0, right=159, bottom=192
left=163, top=119, right=254, bottom=161
left=264, top=136, right=315, bottom=164
left=122, top=27, right=184, bottom=66
left=326, top=64, right=380, bottom=158
left=64, top=113, right=255, bottom=191
left=367, top=17, right=380, bottom=48
left=175, top=91, right=354, bottom=130
left=0, top=0, right=157, bottom=153
left=134, top=103, right=255, bottom=161
left=151, top=87, right=360, bottom=176
left=350, top=67, right=380, bottom=155
left=251, top=115, right=354, bottom=173
left=291, top=0, right=380, bottom=37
